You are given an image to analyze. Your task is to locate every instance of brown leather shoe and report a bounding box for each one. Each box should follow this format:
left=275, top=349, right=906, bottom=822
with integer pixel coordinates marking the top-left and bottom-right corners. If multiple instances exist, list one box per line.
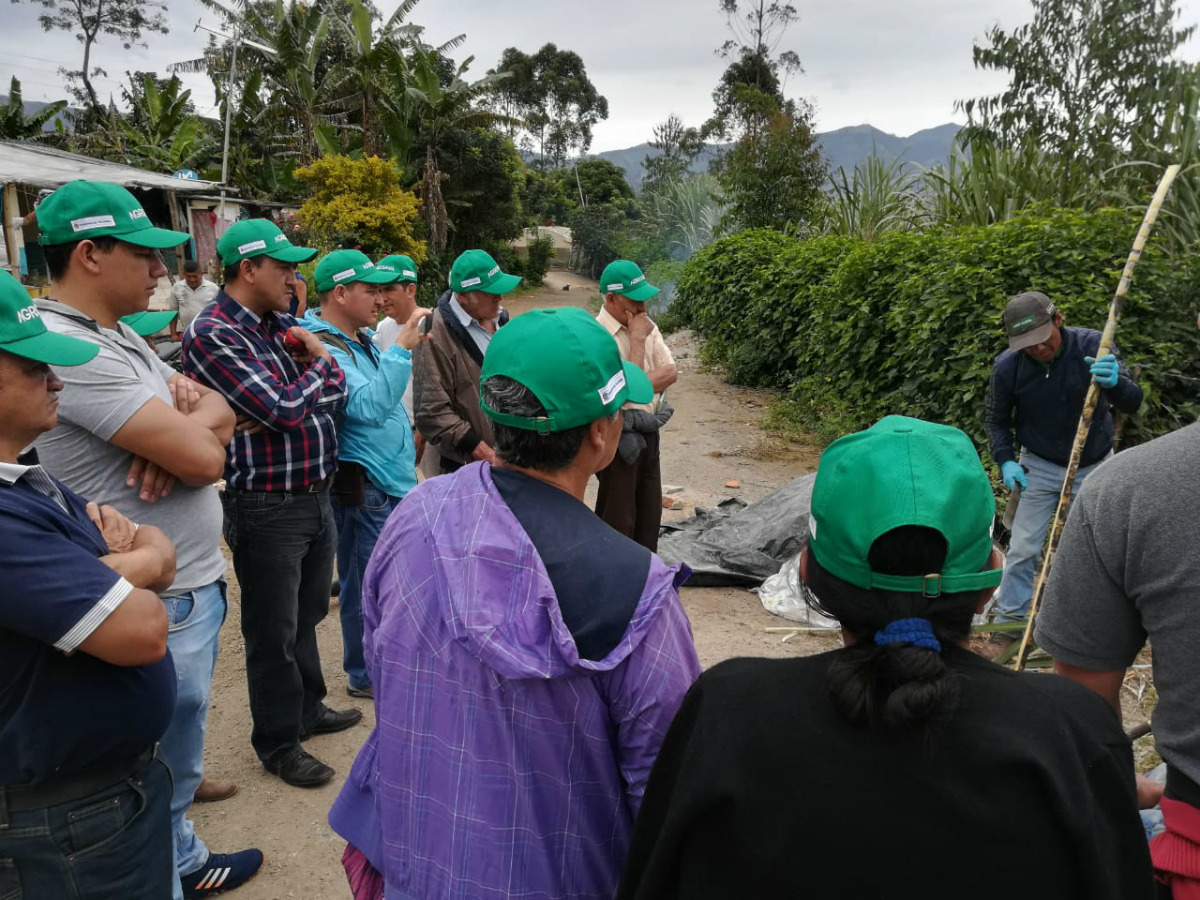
left=193, top=776, right=238, bottom=803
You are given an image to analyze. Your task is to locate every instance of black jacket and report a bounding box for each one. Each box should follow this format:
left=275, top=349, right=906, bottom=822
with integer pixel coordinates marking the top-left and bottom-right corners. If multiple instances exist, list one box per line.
left=985, top=326, right=1142, bottom=468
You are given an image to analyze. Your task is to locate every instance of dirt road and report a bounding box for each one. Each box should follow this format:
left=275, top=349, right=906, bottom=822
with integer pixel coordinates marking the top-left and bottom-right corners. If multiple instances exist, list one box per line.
left=193, top=268, right=828, bottom=898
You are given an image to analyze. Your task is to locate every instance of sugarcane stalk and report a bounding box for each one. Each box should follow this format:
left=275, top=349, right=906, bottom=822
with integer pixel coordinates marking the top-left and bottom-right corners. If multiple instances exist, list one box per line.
left=1013, top=164, right=1180, bottom=670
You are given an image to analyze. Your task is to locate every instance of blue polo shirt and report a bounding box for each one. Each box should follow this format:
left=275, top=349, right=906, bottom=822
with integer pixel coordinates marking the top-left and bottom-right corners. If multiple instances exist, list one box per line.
left=0, top=467, right=176, bottom=785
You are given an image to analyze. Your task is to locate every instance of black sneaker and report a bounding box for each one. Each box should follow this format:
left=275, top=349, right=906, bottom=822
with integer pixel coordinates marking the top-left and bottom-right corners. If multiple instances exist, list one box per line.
left=181, top=849, right=264, bottom=897
left=264, top=748, right=334, bottom=788
left=300, top=706, right=363, bottom=741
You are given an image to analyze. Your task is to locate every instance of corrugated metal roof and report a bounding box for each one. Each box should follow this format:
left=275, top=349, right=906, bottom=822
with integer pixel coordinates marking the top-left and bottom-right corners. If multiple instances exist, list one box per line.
left=0, top=140, right=220, bottom=192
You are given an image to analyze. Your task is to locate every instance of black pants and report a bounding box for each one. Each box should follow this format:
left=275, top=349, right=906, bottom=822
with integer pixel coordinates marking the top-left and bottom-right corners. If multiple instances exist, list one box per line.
left=221, top=487, right=336, bottom=763
left=595, top=431, right=663, bottom=552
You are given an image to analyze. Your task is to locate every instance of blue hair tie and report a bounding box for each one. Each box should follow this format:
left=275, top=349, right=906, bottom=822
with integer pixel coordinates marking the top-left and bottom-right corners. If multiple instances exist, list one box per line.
left=874, top=618, right=941, bottom=652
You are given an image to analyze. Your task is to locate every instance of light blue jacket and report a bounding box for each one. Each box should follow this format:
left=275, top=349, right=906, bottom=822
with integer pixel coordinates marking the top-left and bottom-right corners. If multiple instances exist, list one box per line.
left=303, top=310, right=415, bottom=498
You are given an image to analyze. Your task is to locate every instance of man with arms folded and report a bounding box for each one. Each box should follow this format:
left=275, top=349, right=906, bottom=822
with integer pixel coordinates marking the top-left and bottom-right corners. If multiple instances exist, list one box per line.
left=330, top=307, right=701, bottom=900
left=0, top=268, right=179, bottom=900
left=595, top=260, right=677, bottom=551
left=184, top=219, right=359, bottom=789
left=32, top=181, right=261, bottom=899
left=302, top=249, right=430, bottom=699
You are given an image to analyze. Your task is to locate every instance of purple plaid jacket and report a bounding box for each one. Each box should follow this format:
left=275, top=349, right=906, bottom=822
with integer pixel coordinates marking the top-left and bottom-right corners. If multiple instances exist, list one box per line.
left=329, top=462, right=701, bottom=900
left=182, top=290, right=346, bottom=491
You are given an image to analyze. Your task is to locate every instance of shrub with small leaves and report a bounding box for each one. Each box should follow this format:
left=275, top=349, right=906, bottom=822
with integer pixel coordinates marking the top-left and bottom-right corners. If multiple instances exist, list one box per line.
left=675, top=209, right=1200, bottom=449
left=294, top=155, right=426, bottom=261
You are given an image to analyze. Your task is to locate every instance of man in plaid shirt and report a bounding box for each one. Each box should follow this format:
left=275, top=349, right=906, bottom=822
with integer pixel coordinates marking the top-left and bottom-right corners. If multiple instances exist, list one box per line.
left=329, top=309, right=701, bottom=900
left=183, top=220, right=362, bottom=789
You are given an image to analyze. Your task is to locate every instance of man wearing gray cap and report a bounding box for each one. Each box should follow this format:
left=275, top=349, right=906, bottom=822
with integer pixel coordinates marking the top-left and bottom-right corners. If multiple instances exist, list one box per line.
left=983, top=291, right=1143, bottom=657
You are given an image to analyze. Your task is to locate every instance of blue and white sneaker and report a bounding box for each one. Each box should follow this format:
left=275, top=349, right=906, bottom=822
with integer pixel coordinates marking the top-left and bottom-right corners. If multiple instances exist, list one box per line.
left=181, top=849, right=264, bottom=898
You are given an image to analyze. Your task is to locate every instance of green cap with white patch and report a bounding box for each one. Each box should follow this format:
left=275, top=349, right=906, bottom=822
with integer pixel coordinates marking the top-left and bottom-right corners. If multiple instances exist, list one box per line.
left=0, top=269, right=98, bottom=365
left=36, top=181, right=190, bottom=249
left=375, top=254, right=419, bottom=284
left=480, top=307, right=653, bottom=433
left=314, top=249, right=397, bottom=292
left=599, top=259, right=660, bottom=303
left=217, top=219, right=317, bottom=266
left=449, top=249, right=521, bottom=295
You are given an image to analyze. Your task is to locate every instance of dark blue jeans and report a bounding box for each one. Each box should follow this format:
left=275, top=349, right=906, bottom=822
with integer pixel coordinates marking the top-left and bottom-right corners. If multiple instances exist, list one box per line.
left=333, top=484, right=399, bottom=692
left=0, top=756, right=173, bottom=899
left=221, top=487, right=336, bottom=764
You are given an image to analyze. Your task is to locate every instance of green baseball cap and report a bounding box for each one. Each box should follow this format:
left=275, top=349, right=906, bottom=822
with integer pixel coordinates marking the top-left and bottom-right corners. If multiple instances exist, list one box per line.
left=314, top=249, right=397, bottom=292
left=36, top=181, right=190, bottom=249
left=480, top=307, right=653, bottom=434
left=120, top=310, right=178, bottom=336
left=376, top=254, right=419, bottom=284
left=449, top=249, right=521, bottom=296
left=217, top=219, right=317, bottom=266
left=0, top=269, right=98, bottom=365
left=600, top=259, right=660, bottom=303
left=809, top=416, right=1001, bottom=597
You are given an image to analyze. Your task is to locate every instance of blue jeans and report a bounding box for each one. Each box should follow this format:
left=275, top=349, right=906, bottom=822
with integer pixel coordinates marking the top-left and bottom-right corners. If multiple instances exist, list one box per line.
left=333, top=484, right=399, bottom=691
left=221, top=488, right=336, bottom=764
left=993, top=451, right=1106, bottom=622
left=159, top=580, right=227, bottom=897
left=0, top=755, right=174, bottom=899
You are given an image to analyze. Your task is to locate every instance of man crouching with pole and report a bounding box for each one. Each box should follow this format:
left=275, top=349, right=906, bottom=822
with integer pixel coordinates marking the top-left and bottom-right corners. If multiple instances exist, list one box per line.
left=982, top=291, right=1143, bottom=659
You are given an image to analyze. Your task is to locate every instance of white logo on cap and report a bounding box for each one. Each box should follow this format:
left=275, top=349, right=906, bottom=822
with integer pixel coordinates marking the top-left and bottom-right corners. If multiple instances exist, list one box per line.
left=402, top=270, right=416, bottom=278
left=631, top=275, right=645, bottom=285
left=377, top=264, right=395, bottom=271
left=598, top=370, right=626, bottom=405
left=129, top=208, right=147, bottom=221
left=70, top=215, right=116, bottom=233
left=237, top=240, right=267, bottom=254
left=460, top=277, right=482, bottom=288
left=16, top=303, right=40, bottom=323
left=605, top=282, right=625, bottom=291
left=488, top=266, right=500, bottom=278
left=332, top=268, right=357, bottom=282
left=274, top=233, right=287, bottom=243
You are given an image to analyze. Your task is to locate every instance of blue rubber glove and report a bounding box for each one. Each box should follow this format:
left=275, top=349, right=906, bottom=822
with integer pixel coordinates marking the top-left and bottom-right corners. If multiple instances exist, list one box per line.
left=1086, top=354, right=1119, bottom=389
left=1001, top=461, right=1028, bottom=492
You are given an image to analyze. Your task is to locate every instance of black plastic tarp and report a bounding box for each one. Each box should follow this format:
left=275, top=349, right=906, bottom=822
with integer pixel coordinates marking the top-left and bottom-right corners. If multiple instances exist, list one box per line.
left=657, top=473, right=817, bottom=586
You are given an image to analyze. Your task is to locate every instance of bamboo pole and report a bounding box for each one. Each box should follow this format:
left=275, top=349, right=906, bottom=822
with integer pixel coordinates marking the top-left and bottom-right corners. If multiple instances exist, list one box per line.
left=1013, top=164, right=1180, bottom=670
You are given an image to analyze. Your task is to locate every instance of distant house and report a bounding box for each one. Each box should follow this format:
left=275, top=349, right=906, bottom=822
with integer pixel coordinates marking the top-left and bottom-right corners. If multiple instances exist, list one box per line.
left=0, top=140, right=222, bottom=289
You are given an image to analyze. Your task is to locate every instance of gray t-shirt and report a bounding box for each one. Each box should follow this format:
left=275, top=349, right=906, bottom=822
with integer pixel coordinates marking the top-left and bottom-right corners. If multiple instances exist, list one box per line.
left=35, top=302, right=226, bottom=597
left=1036, top=422, right=1200, bottom=790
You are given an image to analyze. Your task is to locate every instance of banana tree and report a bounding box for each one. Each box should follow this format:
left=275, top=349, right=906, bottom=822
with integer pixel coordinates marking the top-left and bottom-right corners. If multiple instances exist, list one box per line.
left=405, top=47, right=512, bottom=250
left=119, top=74, right=216, bottom=173
left=0, top=78, right=68, bottom=141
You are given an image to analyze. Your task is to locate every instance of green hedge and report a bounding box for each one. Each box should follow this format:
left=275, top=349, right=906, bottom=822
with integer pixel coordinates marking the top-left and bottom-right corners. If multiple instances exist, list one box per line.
left=674, top=208, right=1200, bottom=448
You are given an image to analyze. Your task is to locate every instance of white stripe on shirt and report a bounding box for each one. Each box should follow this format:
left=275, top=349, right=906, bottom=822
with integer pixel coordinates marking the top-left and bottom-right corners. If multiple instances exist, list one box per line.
left=55, top=576, right=135, bottom=653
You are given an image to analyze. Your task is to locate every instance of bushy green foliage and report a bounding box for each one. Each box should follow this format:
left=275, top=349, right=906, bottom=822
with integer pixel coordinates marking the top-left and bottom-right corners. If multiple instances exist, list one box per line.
left=294, top=155, right=426, bottom=260
left=675, top=210, right=1200, bottom=449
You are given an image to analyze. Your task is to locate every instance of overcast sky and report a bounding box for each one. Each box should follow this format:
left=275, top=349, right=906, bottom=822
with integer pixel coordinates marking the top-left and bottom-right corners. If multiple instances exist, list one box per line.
left=4, top=0, right=1200, bottom=152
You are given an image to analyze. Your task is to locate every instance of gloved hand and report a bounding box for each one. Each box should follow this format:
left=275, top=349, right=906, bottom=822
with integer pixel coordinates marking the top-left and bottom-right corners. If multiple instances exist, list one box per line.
left=1001, top=461, right=1028, bottom=492
left=1085, top=354, right=1120, bottom=389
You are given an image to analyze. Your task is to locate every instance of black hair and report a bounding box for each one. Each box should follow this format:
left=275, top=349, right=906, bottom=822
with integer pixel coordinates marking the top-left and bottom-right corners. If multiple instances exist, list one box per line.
left=42, top=236, right=120, bottom=280
left=184, top=260, right=201, bottom=273
left=805, top=525, right=981, bottom=732
left=482, top=375, right=603, bottom=472
left=223, top=255, right=265, bottom=286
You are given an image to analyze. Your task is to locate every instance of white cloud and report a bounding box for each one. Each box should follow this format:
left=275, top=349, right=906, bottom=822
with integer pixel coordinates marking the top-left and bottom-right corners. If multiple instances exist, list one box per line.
left=3, top=0, right=1198, bottom=152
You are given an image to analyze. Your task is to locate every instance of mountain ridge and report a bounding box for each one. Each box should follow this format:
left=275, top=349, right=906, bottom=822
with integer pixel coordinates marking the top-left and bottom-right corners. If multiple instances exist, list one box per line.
left=594, top=122, right=963, bottom=189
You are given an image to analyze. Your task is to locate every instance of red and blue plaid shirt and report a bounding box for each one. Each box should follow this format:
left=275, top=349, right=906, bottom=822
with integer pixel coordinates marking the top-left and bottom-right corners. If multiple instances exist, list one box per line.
left=182, top=290, right=347, bottom=492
